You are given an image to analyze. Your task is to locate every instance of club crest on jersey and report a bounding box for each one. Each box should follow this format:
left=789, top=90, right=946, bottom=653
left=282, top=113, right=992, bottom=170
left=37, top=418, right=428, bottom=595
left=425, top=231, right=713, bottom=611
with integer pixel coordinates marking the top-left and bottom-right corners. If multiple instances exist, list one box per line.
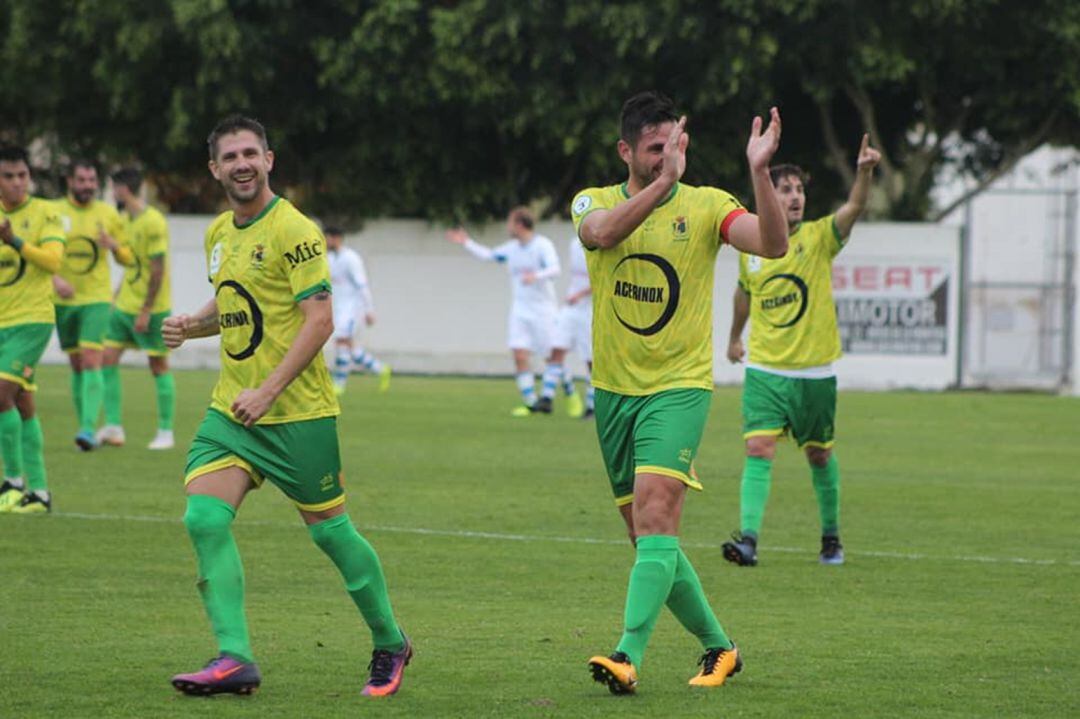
left=572, top=195, right=592, bottom=216
left=250, top=243, right=267, bottom=269
left=209, top=242, right=224, bottom=276
left=672, top=216, right=689, bottom=240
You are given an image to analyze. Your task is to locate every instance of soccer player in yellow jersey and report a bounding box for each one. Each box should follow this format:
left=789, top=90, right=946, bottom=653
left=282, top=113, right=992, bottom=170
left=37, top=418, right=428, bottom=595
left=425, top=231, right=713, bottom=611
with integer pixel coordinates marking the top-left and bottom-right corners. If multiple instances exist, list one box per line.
left=97, top=167, right=176, bottom=450
left=0, top=146, right=65, bottom=515
left=572, top=91, right=788, bottom=693
left=723, top=135, right=881, bottom=567
left=53, top=160, right=134, bottom=451
left=163, top=116, right=409, bottom=698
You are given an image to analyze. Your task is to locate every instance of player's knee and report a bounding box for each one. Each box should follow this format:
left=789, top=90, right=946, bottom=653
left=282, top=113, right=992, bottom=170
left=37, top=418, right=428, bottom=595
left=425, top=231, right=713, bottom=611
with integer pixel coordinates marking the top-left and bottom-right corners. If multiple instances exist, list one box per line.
left=805, top=446, right=831, bottom=467
left=183, top=496, right=234, bottom=539
left=746, top=436, right=777, bottom=459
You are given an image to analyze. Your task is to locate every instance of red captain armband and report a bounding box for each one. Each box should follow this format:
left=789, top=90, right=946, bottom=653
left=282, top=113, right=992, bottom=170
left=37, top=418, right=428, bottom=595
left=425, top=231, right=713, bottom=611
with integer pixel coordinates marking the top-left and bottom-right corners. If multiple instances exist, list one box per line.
left=720, top=208, right=748, bottom=244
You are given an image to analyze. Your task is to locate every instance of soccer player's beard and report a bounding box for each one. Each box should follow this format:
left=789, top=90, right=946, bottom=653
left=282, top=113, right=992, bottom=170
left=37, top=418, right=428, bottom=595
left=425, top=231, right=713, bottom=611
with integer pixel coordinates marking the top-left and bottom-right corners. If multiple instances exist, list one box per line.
left=224, top=173, right=266, bottom=205
left=72, top=188, right=95, bottom=205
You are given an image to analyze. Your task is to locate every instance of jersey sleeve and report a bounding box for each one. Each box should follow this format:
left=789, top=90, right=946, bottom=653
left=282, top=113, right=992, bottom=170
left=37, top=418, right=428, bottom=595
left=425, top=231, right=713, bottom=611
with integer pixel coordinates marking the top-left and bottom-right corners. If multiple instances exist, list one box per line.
left=823, top=214, right=846, bottom=258
left=278, top=219, right=331, bottom=302
left=709, top=188, right=748, bottom=245
left=570, top=187, right=613, bottom=241
left=146, top=212, right=168, bottom=258
left=492, top=240, right=518, bottom=263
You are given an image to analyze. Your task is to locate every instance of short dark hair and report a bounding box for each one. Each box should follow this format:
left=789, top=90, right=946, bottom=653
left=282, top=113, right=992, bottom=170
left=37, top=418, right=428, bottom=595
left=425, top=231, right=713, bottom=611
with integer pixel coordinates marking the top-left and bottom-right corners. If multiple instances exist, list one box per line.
left=323, top=225, right=345, bottom=237
left=0, top=146, right=29, bottom=166
left=68, top=158, right=97, bottom=177
left=620, top=91, right=679, bottom=148
left=769, top=163, right=809, bottom=188
left=207, top=115, right=269, bottom=160
left=111, top=167, right=143, bottom=194
left=508, top=206, right=534, bottom=230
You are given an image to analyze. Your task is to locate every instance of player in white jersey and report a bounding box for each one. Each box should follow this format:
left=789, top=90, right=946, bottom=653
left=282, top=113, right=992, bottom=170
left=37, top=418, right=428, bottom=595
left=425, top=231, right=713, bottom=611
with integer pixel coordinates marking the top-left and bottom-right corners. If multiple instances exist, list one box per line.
left=447, top=206, right=562, bottom=416
left=547, top=236, right=593, bottom=418
left=324, top=227, right=390, bottom=394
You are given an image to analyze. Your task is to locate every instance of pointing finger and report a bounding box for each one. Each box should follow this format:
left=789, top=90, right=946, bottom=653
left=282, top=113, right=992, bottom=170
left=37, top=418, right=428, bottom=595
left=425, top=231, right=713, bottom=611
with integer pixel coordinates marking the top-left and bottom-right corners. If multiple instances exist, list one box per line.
left=860, top=133, right=870, bottom=155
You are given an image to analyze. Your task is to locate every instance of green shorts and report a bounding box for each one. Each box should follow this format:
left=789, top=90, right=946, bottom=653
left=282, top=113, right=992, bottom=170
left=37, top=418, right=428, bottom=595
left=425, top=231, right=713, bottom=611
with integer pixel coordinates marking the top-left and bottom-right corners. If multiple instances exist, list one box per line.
left=594, top=387, right=712, bottom=506
left=184, top=408, right=345, bottom=511
left=0, top=323, right=53, bottom=392
left=104, top=308, right=169, bottom=355
left=55, top=302, right=110, bottom=352
left=742, top=367, right=837, bottom=449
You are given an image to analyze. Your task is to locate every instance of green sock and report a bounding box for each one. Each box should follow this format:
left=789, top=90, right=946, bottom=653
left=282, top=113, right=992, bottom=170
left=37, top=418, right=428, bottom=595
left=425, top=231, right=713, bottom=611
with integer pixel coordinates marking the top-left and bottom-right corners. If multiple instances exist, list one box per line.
left=80, top=368, right=104, bottom=434
left=665, top=549, right=733, bottom=650
left=102, top=365, right=122, bottom=425
left=811, top=454, right=841, bottom=536
left=154, top=372, right=176, bottom=431
left=0, top=408, right=23, bottom=479
left=70, top=370, right=83, bottom=426
left=308, top=514, right=404, bottom=651
left=615, top=534, right=679, bottom=668
left=183, top=495, right=253, bottom=663
left=739, top=456, right=774, bottom=538
left=21, top=416, right=47, bottom=492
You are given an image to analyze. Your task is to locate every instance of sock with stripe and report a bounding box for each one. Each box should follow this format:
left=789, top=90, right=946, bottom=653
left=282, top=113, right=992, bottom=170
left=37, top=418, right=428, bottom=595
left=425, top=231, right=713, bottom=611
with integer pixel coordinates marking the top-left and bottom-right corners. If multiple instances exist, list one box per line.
left=515, top=372, right=536, bottom=407
left=540, top=363, right=561, bottom=401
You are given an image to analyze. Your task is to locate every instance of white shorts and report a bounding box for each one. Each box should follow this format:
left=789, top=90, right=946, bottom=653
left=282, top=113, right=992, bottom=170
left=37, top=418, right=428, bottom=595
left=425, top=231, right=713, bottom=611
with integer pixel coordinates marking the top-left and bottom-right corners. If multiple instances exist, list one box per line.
left=507, top=305, right=555, bottom=355
left=552, top=303, right=592, bottom=361
left=332, top=301, right=359, bottom=341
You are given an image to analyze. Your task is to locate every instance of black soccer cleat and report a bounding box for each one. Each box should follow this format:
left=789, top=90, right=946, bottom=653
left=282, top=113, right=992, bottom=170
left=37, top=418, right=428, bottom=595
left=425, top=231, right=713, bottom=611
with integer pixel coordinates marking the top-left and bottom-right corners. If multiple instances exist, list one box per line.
left=819, top=535, right=845, bottom=565
left=722, top=532, right=758, bottom=567
left=532, top=397, right=553, bottom=414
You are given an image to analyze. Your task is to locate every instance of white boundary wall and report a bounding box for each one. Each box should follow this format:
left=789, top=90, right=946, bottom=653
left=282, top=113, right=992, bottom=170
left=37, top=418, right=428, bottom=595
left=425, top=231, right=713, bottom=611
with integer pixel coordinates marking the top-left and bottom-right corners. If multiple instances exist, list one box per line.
left=40, top=216, right=960, bottom=390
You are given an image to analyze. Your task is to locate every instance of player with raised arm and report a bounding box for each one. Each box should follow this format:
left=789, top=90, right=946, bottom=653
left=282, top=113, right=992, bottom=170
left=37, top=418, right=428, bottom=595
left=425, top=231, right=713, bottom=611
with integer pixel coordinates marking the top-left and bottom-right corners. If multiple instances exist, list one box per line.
left=53, top=160, right=134, bottom=451
left=165, top=116, right=410, bottom=698
left=96, top=167, right=177, bottom=450
left=573, top=91, right=788, bottom=693
left=722, top=135, right=881, bottom=567
left=324, top=227, right=390, bottom=394
left=0, top=146, right=65, bottom=515
left=548, top=236, right=593, bottom=418
left=446, top=207, right=563, bottom=416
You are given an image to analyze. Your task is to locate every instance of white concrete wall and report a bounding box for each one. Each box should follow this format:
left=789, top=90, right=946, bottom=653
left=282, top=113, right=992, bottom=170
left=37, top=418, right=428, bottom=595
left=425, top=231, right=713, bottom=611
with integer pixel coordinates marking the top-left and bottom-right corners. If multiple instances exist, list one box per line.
left=41, top=215, right=960, bottom=390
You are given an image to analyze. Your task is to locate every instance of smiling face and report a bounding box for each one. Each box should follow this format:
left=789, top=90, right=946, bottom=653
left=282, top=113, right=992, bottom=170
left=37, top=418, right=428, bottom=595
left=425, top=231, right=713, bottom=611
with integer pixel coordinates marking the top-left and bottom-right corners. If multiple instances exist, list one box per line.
left=618, top=120, right=677, bottom=190
left=208, top=130, right=274, bottom=205
left=773, top=172, right=806, bottom=228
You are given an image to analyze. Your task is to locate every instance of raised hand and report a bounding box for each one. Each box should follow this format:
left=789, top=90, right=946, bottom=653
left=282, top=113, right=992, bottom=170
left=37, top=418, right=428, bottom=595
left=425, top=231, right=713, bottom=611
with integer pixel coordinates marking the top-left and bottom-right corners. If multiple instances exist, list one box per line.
left=856, top=133, right=881, bottom=171
left=660, top=115, right=689, bottom=185
left=445, top=227, right=469, bottom=245
left=746, top=107, right=782, bottom=172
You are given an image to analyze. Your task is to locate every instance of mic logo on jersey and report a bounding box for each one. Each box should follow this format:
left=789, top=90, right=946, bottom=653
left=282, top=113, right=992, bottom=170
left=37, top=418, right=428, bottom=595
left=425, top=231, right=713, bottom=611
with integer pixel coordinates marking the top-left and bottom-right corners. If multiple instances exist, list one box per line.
left=216, top=280, right=264, bottom=360
left=611, top=253, right=681, bottom=336
left=759, top=273, right=809, bottom=328
left=284, top=239, right=323, bottom=268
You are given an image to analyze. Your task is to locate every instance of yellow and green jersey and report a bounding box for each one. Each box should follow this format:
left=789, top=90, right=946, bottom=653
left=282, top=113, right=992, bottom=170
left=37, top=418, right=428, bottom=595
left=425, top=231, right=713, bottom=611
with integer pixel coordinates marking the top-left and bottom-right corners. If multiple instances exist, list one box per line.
left=0, top=197, right=66, bottom=328
left=54, top=197, right=130, bottom=306
left=204, top=195, right=338, bottom=424
left=116, top=205, right=171, bottom=315
left=738, top=215, right=845, bottom=369
left=571, top=182, right=747, bottom=395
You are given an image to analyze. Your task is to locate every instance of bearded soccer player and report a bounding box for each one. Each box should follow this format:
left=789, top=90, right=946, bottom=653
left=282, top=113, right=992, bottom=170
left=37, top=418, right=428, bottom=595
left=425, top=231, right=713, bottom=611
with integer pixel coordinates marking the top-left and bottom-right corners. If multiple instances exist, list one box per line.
left=572, top=91, right=788, bottom=693
left=96, top=167, right=176, bottom=450
left=53, top=160, right=134, bottom=450
left=164, top=116, right=410, bottom=697
left=722, top=135, right=881, bottom=567
left=0, top=146, right=65, bottom=515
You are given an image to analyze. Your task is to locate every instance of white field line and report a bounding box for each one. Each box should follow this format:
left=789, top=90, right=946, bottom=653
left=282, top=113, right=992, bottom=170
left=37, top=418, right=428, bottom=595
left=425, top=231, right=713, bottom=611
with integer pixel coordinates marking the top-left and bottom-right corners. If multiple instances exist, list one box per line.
left=52, top=511, right=1080, bottom=568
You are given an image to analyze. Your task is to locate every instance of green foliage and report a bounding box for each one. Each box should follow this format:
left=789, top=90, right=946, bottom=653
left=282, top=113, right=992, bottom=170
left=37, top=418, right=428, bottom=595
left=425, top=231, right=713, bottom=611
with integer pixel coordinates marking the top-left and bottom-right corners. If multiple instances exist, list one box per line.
left=0, top=0, right=1076, bottom=221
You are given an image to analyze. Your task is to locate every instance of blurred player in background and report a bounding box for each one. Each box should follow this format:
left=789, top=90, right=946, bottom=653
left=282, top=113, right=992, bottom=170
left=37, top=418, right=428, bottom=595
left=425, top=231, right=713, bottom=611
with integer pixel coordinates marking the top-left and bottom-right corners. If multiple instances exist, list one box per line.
left=446, top=207, right=563, bottom=416
left=548, top=236, right=593, bottom=418
left=96, top=167, right=176, bottom=450
left=53, top=160, right=134, bottom=451
left=722, top=134, right=881, bottom=567
left=324, top=226, right=390, bottom=394
left=0, top=146, right=65, bottom=514
left=573, top=91, right=788, bottom=694
left=164, top=115, right=410, bottom=698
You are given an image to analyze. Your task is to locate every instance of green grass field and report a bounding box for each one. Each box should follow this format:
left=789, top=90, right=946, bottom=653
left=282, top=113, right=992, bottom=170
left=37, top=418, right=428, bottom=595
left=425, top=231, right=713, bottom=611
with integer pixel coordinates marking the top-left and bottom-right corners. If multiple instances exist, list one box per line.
left=2, top=366, right=1078, bottom=718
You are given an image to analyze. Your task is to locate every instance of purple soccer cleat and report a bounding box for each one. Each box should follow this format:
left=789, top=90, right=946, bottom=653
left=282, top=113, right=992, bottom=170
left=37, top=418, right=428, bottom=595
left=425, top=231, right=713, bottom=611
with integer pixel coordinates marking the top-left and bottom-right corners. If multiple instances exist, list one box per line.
left=171, top=655, right=261, bottom=696
left=362, top=633, right=413, bottom=697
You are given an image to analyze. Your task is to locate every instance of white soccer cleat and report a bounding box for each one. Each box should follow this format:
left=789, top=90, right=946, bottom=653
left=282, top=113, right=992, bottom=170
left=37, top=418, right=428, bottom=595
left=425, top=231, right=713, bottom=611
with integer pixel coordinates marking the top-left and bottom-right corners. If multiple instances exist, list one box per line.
left=148, top=429, right=175, bottom=450
left=96, top=424, right=126, bottom=447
